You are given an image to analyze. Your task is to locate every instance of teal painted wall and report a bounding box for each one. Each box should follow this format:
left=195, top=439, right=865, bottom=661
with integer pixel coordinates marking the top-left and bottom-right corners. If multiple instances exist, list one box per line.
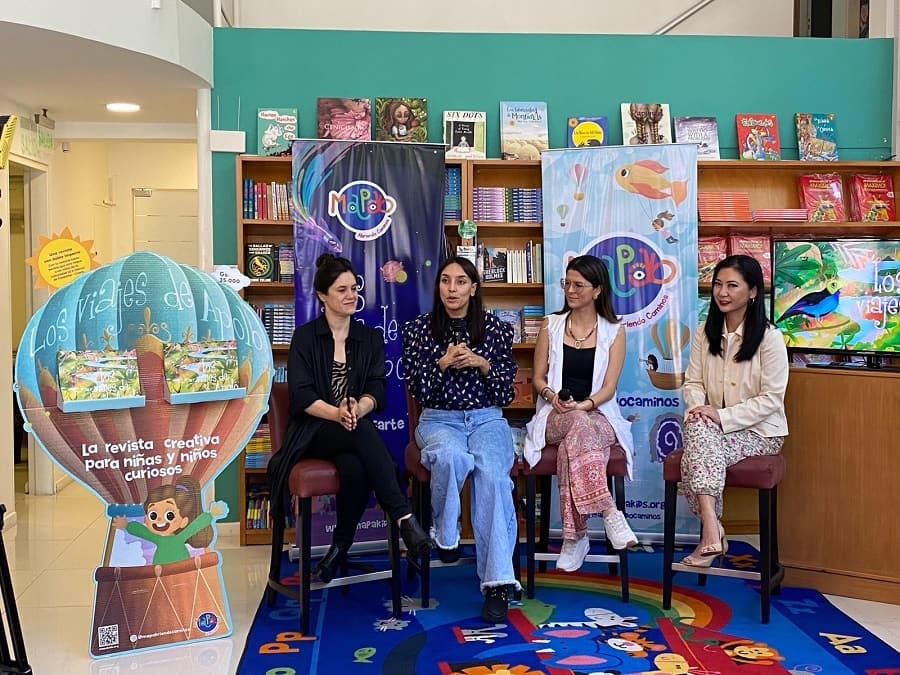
left=211, top=28, right=894, bottom=519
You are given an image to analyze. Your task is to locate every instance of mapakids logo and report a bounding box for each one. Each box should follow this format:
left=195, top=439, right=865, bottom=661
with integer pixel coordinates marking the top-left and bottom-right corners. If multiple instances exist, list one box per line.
left=328, top=180, right=397, bottom=241
left=588, top=234, right=678, bottom=324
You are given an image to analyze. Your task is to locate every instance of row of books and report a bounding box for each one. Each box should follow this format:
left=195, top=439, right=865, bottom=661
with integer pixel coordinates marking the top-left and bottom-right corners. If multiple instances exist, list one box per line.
left=245, top=242, right=294, bottom=282
left=492, top=305, right=545, bottom=344
left=444, top=165, right=462, bottom=220
left=242, top=180, right=291, bottom=221
left=699, top=234, right=772, bottom=284
left=472, top=186, right=543, bottom=223
left=249, top=302, right=295, bottom=345
left=256, top=101, right=841, bottom=163
left=476, top=242, right=543, bottom=284
left=245, top=488, right=298, bottom=530
left=244, top=423, right=272, bottom=468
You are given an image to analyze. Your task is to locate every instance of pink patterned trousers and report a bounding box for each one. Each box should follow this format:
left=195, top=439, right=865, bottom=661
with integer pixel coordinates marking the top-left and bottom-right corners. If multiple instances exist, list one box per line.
left=545, top=409, right=617, bottom=540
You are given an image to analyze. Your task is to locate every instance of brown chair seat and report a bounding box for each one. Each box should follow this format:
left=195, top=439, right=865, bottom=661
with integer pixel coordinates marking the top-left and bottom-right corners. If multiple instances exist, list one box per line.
left=663, top=449, right=785, bottom=489
left=288, top=459, right=340, bottom=497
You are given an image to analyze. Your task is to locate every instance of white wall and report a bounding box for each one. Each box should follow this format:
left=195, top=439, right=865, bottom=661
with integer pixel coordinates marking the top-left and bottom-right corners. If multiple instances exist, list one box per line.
left=234, top=0, right=794, bottom=35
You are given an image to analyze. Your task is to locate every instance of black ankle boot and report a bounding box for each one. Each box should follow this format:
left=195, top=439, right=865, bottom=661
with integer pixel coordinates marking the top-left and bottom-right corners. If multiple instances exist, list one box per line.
left=399, top=514, right=432, bottom=557
left=315, top=543, right=349, bottom=583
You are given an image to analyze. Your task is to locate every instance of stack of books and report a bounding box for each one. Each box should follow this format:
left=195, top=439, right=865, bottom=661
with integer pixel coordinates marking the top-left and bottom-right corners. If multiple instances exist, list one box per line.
left=444, top=165, right=462, bottom=221
left=244, top=423, right=272, bottom=468
left=250, top=302, right=295, bottom=345
left=752, top=209, right=808, bottom=221
left=522, top=305, right=545, bottom=343
left=698, top=192, right=752, bottom=222
left=472, top=187, right=542, bottom=223
left=277, top=243, right=294, bottom=282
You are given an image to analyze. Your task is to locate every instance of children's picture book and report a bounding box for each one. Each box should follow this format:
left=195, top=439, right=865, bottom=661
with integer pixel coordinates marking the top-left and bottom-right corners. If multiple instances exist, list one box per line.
left=621, top=103, right=672, bottom=145
left=256, top=108, right=297, bottom=156
left=57, top=349, right=145, bottom=412
left=316, top=98, right=371, bottom=140
left=374, top=97, right=428, bottom=142
left=697, top=236, right=728, bottom=284
left=163, top=340, right=246, bottom=404
left=493, top=308, right=524, bottom=343
left=849, top=173, right=896, bottom=221
left=245, top=243, right=276, bottom=281
left=566, top=116, right=608, bottom=148
left=499, top=101, right=549, bottom=160
left=735, top=113, right=780, bottom=160
left=798, top=173, right=846, bottom=221
left=444, top=110, right=486, bottom=159
left=729, top=234, right=772, bottom=284
left=795, top=113, right=838, bottom=162
left=480, top=245, right=508, bottom=282
left=673, top=116, right=720, bottom=159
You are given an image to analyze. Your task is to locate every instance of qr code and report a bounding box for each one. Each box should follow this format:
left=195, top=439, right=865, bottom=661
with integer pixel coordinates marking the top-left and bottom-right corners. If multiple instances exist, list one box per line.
left=97, top=624, right=119, bottom=650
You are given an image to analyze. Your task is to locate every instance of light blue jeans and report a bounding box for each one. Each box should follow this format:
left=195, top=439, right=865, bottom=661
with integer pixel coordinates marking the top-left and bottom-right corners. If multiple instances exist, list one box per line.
left=415, top=407, right=520, bottom=591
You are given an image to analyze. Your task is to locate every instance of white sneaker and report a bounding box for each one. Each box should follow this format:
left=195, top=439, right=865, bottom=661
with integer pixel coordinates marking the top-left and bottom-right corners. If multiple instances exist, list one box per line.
left=604, top=510, right=637, bottom=550
left=556, top=535, right=590, bottom=572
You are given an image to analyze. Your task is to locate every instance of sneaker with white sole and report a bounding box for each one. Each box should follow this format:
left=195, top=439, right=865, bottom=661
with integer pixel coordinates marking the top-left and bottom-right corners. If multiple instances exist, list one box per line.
left=556, top=535, right=590, bottom=572
left=603, top=510, right=637, bottom=550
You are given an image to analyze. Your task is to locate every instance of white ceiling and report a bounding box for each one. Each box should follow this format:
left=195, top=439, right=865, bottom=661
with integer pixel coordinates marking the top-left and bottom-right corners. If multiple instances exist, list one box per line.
left=0, top=22, right=206, bottom=125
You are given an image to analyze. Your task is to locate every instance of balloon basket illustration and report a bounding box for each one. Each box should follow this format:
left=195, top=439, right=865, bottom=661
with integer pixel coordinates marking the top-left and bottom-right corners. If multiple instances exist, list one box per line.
left=14, top=252, right=273, bottom=657
left=643, top=319, right=690, bottom=391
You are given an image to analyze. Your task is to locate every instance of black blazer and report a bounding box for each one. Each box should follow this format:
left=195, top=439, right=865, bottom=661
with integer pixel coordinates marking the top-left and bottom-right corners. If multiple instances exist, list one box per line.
left=267, top=314, right=387, bottom=516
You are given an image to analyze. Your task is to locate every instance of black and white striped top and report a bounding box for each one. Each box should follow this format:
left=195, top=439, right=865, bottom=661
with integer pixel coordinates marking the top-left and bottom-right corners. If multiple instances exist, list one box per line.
left=331, top=360, right=348, bottom=404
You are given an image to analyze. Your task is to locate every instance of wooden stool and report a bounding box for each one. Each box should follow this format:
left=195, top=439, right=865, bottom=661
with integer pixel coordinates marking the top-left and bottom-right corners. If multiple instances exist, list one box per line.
left=265, top=382, right=402, bottom=635
left=522, top=444, right=630, bottom=601
left=662, top=449, right=785, bottom=623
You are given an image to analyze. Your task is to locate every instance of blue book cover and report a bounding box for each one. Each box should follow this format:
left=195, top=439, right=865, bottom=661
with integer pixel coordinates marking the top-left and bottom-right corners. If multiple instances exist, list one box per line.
left=500, top=101, right=548, bottom=160
left=796, top=112, right=839, bottom=161
left=566, top=116, right=609, bottom=148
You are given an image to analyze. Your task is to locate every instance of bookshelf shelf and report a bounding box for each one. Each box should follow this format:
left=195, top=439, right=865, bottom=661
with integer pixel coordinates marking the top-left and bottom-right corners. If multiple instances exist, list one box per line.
left=699, top=221, right=900, bottom=236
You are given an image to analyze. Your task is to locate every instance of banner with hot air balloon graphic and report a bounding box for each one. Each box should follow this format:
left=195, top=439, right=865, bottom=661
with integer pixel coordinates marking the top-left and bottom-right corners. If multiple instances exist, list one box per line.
left=541, top=143, right=699, bottom=536
left=14, top=251, right=273, bottom=657
left=291, top=139, right=447, bottom=545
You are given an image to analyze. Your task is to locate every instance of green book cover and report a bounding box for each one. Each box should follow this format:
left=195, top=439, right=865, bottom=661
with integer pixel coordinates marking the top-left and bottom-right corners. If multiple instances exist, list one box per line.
left=257, top=108, right=298, bottom=156
left=163, top=340, right=245, bottom=403
left=57, top=349, right=144, bottom=411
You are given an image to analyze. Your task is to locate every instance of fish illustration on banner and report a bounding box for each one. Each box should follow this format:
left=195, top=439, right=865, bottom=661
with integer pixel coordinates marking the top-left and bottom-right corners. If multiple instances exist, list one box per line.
left=291, top=139, right=446, bottom=546
left=14, top=251, right=273, bottom=657
left=541, top=143, right=698, bottom=535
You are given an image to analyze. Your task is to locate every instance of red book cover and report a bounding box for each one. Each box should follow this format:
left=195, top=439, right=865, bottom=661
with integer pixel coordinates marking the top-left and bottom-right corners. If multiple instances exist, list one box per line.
left=728, top=234, right=772, bottom=284
left=735, top=113, right=781, bottom=160
left=798, top=173, right=846, bottom=221
left=698, top=236, right=728, bottom=284
left=848, top=173, right=895, bottom=221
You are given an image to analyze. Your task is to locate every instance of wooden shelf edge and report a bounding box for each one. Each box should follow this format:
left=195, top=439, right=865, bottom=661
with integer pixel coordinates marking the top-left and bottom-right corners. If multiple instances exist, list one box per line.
left=242, top=527, right=296, bottom=546
left=698, top=159, right=899, bottom=171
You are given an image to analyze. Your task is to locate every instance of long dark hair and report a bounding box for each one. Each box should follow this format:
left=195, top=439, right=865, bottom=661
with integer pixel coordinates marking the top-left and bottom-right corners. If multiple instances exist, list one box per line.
left=704, top=254, right=768, bottom=361
left=554, top=255, right=619, bottom=323
left=313, top=253, right=355, bottom=299
left=429, top=256, right=485, bottom=345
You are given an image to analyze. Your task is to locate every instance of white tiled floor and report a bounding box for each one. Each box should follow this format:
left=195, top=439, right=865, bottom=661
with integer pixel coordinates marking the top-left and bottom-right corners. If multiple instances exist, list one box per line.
left=3, top=480, right=899, bottom=674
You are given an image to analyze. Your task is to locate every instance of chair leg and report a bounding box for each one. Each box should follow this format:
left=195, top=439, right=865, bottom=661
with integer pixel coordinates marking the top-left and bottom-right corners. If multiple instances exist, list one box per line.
left=407, top=479, right=420, bottom=581
left=299, top=497, right=312, bottom=635
left=388, top=518, right=402, bottom=620
left=759, top=487, right=772, bottom=624
left=606, top=475, right=619, bottom=577
left=614, top=475, right=629, bottom=602
left=525, top=474, right=537, bottom=599
left=771, top=486, right=783, bottom=595
left=662, top=480, right=677, bottom=610
left=266, top=512, right=285, bottom=607
left=420, top=482, right=432, bottom=608
left=538, top=475, right=552, bottom=574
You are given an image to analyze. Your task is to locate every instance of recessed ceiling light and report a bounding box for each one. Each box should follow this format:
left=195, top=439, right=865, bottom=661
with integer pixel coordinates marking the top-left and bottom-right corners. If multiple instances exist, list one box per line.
left=106, top=102, right=141, bottom=113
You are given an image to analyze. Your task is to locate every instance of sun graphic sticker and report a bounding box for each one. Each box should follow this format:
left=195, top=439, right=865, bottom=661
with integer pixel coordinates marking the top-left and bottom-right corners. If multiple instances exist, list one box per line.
left=25, top=227, right=101, bottom=290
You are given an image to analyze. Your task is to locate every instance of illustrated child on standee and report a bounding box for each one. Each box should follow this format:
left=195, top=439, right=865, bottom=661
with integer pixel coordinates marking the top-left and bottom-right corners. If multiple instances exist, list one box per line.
left=386, top=100, right=418, bottom=141
left=112, top=474, right=228, bottom=565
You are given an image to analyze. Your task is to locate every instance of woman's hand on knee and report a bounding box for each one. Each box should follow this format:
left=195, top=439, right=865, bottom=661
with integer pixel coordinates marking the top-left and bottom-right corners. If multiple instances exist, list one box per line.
left=685, top=405, right=721, bottom=427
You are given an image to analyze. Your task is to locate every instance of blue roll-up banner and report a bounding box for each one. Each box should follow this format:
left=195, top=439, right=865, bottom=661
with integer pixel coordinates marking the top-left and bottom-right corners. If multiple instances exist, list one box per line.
left=541, top=144, right=699, bottom=537
left=291, top=139, right=447, bottom=545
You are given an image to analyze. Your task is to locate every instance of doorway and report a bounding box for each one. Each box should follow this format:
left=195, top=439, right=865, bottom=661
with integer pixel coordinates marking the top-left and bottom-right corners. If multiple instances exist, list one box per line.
left=9, top=163, right=27, bottom=494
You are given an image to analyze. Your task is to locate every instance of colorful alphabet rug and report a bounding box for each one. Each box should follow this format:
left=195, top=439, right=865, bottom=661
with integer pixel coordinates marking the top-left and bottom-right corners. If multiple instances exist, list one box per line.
left=238, top=541, right=899, bottom=674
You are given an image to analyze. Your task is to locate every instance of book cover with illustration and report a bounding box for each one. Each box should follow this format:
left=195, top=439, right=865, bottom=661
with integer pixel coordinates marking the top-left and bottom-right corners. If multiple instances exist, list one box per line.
left=480, top=245, right=508, bottom=282
left=673, top=116, right=720, bottom=159
left=566, top=116, right=608, bottom=148
left=728, top=234, right=772, bottom=284
left=256, top=108, right=298, bottom=156
left=163, top=340, right=245, bottom=404
left=697, top=236, right=728, bottom=284
left=444, top=110, right=486, bottom=159
left=316, top=98, right=371, bottom=140
left=245, top=242, right=276, bottom=281
left=735, top=113, right=780, bottom=160
left=798, top=173, right=846, bottom=221
left=621, top=103, right=671, bottom=145
left=374, top=97, right=428, bottom=142
left=57, top=349, right=145, bottom=412
left=499, top=101, right=549, bottom=160
left=795, top=113, right=839, bottom=162
left=849, top=173, right=896, bottom=221
left=492, top=308, right=524, bottom=343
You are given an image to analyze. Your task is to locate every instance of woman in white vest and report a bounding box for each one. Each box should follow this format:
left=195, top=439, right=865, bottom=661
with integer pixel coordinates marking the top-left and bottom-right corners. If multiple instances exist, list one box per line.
left=525, top=255, right=637, bottom=572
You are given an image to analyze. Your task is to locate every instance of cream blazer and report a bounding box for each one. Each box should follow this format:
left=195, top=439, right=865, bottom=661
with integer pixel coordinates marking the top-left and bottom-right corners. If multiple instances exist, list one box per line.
left=683, top=322, right=789, bottom=437
left=524, top=313, right=634, bottom=477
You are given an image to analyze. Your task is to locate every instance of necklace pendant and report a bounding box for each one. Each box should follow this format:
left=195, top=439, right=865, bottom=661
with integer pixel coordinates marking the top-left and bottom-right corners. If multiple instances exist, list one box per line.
left=575, top=339, right=582, bottom=349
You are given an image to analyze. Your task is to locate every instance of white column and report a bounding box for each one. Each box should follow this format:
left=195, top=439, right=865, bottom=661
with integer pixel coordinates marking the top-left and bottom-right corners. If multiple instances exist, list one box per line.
left=197, top=88, right=214, bottom=270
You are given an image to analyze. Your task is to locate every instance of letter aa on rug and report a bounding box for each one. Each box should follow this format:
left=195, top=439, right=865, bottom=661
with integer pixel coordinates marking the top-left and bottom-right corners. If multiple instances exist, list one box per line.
left=239, top=540, right=899, bottom=674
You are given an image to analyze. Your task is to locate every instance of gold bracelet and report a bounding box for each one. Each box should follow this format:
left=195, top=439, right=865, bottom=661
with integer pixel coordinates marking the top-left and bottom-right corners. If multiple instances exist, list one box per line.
left=540, top=386, right=552, bottom=401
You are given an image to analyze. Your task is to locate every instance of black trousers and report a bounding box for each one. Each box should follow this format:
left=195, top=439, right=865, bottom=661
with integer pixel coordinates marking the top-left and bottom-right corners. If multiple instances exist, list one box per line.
left=307, top=419, right=409, bottom=548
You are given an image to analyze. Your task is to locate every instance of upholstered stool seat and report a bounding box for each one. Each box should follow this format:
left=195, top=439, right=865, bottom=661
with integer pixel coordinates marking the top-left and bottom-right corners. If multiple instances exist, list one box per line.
left=521, top=443, right=630, bottom=601
left=265, top=382, right=402, bottom=635
left=662, top=449, right=785, bottom=623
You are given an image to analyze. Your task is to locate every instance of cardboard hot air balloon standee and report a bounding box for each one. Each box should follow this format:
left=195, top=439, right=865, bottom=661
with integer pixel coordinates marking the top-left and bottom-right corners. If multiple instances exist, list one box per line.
left=14, top=252, right=273, bottom=657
